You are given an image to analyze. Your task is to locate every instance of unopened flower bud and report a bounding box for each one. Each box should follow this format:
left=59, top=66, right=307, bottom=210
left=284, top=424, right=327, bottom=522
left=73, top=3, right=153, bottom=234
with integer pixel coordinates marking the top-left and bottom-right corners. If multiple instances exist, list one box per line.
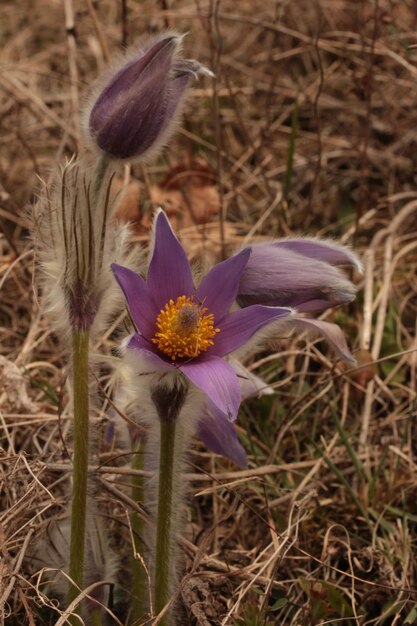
left=86, top=33, right=211, bottom=161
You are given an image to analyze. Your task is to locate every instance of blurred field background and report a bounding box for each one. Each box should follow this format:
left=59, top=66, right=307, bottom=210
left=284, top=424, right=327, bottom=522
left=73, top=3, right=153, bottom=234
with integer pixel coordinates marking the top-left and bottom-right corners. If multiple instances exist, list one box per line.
left=1, top=0, right=417, bottom=624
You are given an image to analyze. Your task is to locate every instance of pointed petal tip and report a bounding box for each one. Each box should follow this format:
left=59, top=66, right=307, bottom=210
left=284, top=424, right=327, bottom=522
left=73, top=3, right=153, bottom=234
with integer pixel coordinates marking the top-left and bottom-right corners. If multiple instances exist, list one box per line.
left=150, top=31, right=181, bottom=54
left=289, top=317, right=355, bottom=364
left=199, top=65, right=215, bottom=79
left=155, top=206, right=168, bottom=222
left=111, top=261, right=122, bottom=275
left=198, top=406, right=248, bottom=467
left=353, top=256, right=364, bottom=274
left=340, top=292, right=357, bottom=305
left=345, top=351, right=357, bottom=366
left=110, top=263, right=157, bottom=337
left=154, top=207, right=175, bottom=237
left=148, top=208, right=194, bottom=306
left=111, top=261, right=129, bottom=285
left=120, top=332, right=135, bottom=352
left=171, top=30, right=187, bottom=46
left=197, top=247, right=252, bottom=322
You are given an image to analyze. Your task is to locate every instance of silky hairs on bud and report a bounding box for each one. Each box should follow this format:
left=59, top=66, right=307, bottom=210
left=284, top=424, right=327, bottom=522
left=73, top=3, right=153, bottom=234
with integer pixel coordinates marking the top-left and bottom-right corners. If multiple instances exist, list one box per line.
left=84, top=32, right=212, bottom=162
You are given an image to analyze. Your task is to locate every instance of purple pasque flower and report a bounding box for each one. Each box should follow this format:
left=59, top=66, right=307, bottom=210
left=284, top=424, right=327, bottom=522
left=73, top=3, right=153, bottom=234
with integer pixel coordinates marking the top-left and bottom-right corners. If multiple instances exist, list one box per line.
left=88, top=33, right=210, bottom=161
left=112, top=211, right=292, bottom=420
left=237, top=238, right=361, bottom=363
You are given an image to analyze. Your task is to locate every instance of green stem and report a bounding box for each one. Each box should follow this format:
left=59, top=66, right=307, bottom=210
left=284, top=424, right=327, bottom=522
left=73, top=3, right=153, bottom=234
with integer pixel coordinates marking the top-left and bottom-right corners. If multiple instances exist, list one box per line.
left=131, top=440, right=147, bottom=624
left=67, top=329, right=90, bottom=620
left=92, top=155, right=111, bottom=261
left=91, top=154, right=111, bottom=203
left=154, top=418, right=177, bottom=625
left=91, top=609, right=103, bottom=626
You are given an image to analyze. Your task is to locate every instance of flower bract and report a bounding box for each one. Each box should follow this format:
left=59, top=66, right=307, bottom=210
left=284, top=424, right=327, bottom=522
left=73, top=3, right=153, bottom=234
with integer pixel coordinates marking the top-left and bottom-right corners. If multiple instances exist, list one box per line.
left=34, top=159, right=139, bottom=337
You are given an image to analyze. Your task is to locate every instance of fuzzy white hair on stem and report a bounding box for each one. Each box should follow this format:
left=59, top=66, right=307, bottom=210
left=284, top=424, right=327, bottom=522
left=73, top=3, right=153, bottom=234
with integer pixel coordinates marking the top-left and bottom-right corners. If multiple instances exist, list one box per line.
left=32, top=508, right=120, bottom=619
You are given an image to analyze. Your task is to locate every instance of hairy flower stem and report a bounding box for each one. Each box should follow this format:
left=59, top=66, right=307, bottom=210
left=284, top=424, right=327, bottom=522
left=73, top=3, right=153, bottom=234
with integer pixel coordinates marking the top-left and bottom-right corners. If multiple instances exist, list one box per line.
left=67, top=329, right=91, bottom=621
left=91, top=609, right=104, bottom=626
left=154, top=418, right=177, bottom=625
left=66, top=155, right=112, bottom=624
left=131, top=441, right=147, bottom=624
left=92, top=155, right=112, bottom=250
left=91, top=154, right=111, bottom=203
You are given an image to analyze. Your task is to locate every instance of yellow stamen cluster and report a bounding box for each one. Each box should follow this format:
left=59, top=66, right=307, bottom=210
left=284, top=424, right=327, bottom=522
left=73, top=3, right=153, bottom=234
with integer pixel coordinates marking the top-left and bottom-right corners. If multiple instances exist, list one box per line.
left=152, top=295, right=220, bottom=361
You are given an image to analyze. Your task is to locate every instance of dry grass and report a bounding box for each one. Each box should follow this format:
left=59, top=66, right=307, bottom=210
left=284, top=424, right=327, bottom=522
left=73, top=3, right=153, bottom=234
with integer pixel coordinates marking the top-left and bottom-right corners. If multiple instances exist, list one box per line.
left=1, top=0, right=417, bottom=624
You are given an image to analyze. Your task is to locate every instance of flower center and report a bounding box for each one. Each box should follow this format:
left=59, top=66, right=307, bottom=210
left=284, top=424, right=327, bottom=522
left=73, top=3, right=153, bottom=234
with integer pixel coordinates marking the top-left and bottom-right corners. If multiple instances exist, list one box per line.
left=152, top=295, right=220, bottom=361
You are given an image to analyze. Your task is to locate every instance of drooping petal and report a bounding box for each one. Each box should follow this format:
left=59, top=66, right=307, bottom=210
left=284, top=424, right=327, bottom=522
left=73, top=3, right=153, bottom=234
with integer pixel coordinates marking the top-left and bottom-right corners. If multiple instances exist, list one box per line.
left=273, top=239, right=363, bottom=271
left=179, top=355, right=241, bottom=420
left=288, top=317, right=355, bottom=363
left=238, top=245, right=357, bottom=311
left=210, top=305, right=292, bottom=357
left=147, top=210, right=195, bottom=310
left=111, top=263, right=156, bottom=338
left=197, top=403, right=247, bottom=467
left=127, top=333, right=175, bottom=371
left=196, top=248, right=251, bottom=322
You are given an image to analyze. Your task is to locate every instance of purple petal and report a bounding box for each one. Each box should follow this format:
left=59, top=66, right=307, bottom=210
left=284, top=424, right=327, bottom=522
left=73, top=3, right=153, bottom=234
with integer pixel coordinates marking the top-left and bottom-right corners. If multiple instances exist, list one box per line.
left=147, top=211, right=195, bottom=310
left=127, top=333, right=175, bottom=371
left=289, top=317, right=355, bottom=363
left=145, top=68, right=198, bottom=153
left=163, top=74, right=190, bottom=125
left=238, top=245, right=356, bottom=310
left=111, top=263, right=156, bottom=338
left=147, top=61, right=212, bottom=155
left=211, top=305, right=292, bottom=357
left=198, top=404, right=247, bottom=467
left=90, top=35, right=177, bottom=130
left=196, top=249, right=251, bottom=322
left=180, top=356, right=241, bottom=420
left=273, top=239, right=363, bottom=271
